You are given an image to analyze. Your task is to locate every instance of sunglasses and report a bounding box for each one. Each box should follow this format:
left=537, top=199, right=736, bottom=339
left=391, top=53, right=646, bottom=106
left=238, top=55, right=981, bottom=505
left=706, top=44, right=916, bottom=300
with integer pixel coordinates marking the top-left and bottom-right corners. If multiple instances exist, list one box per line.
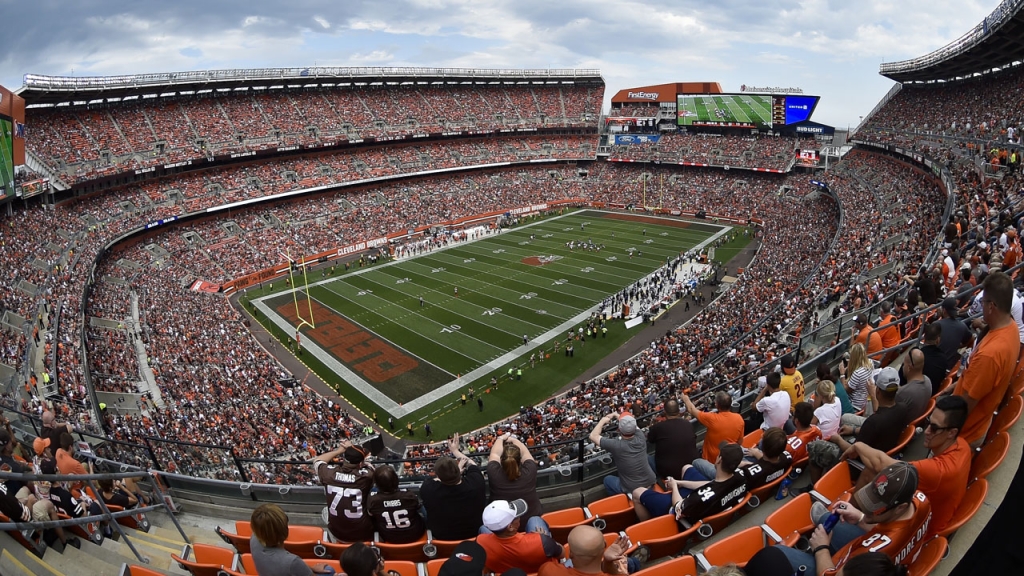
left=924, top=420, right=952, bottom=433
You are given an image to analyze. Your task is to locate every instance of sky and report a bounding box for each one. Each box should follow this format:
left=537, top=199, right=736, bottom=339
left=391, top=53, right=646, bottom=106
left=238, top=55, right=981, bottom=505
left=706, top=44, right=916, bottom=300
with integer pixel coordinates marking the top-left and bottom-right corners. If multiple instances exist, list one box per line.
left=0, top=0, right=1001, bottom=129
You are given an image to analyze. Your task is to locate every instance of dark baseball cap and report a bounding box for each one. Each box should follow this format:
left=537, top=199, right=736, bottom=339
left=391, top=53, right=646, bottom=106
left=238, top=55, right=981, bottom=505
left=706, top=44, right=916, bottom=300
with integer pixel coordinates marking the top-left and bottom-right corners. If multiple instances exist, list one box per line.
left=438, top=541, right=487, bottom=576
left=855, top=462, right=919, bottom=514
left=781, top=356, right=796, bottom=370
left=344, top=445, right=367, bottom=464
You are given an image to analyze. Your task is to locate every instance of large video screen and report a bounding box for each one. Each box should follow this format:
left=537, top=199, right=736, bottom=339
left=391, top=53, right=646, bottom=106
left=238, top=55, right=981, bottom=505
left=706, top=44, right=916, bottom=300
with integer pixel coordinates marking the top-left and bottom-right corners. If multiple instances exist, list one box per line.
left=677, top=94, right=772, bottom=128
left=0, top=117, right=14, bottom=198
left=677, top=94, right=820, bottom=129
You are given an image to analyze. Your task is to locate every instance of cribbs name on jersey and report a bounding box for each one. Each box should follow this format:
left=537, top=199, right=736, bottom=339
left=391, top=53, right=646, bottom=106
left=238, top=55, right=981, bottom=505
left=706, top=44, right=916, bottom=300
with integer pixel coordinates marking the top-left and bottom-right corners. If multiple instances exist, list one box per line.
left=383, top=500, right=403, bottom=507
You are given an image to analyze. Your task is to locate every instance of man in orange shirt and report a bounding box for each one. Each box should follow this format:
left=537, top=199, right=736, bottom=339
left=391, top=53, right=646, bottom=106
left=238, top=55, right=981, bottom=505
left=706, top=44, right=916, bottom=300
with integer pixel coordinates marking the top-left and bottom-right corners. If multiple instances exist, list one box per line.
left=851, top=315, right=883, bottom=356
left=786, top=402, right=822, bottom=464
left=55, top=433, right=91, bottom=477
left=950, top=271, right=1020, bottom=447
left=681, top=391, right=743, bottom=464
left=844, top=395, right=971, bottom=538
left=477, top=499, right=562, bottom=574
left=875, top=301, right=902, bottom=365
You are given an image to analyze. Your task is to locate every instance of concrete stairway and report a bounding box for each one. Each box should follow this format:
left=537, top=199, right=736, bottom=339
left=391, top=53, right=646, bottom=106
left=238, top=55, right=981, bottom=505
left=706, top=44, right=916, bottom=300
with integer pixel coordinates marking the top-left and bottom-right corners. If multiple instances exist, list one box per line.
left=0, top=509, right=234, bottom=576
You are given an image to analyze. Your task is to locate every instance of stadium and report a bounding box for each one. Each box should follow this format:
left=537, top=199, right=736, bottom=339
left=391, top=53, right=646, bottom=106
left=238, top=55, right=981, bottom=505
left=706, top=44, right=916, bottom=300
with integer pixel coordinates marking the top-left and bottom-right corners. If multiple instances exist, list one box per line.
left=0, top=2, right=1022, bottom=575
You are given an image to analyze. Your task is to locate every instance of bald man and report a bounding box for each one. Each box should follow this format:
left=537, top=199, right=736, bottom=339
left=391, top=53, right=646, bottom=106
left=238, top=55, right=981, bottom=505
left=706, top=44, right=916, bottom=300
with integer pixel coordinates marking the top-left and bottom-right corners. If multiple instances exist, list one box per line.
left=538, top=525, right=635, bottom=576
left=896, top=348, right=932, bottom=423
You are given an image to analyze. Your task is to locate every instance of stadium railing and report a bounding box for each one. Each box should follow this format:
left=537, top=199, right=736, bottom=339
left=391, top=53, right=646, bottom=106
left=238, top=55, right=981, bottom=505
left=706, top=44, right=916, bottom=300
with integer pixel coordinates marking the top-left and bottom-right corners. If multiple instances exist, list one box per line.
left=0, top=467, right=189, bottom=563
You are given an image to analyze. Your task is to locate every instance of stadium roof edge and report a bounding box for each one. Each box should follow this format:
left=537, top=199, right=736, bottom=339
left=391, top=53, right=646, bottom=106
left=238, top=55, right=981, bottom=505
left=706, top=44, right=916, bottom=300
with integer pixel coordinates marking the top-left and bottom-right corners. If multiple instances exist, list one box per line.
left=17, top=67, right=606, bottom=106
left=878, top=0, right=1024, bottom=83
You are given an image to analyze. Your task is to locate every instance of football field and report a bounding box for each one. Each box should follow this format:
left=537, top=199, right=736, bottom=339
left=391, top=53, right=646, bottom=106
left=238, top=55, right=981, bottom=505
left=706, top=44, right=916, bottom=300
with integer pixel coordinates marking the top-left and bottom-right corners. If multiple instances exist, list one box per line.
left=0, top=118, right=14, bottom=196
left=252, top=210, right=730, bottom=418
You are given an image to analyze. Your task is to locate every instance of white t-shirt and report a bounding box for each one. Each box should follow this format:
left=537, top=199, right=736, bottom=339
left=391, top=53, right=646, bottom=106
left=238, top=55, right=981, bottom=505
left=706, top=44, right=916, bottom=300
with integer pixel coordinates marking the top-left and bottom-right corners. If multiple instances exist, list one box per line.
left=757, top=390, right=791, bottom=430
left=814, top=398, right=843, bottom=439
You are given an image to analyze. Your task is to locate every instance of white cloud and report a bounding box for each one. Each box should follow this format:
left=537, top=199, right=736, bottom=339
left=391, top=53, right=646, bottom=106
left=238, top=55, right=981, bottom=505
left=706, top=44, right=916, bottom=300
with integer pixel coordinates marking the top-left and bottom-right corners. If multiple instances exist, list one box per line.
left=0, top=0, right=1006, bottom=128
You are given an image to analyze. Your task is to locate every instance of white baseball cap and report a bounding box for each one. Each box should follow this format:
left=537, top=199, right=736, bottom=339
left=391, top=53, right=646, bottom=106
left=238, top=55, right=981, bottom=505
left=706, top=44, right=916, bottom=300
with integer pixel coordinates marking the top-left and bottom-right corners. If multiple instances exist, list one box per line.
left=482, top=499, right=528, bottom=531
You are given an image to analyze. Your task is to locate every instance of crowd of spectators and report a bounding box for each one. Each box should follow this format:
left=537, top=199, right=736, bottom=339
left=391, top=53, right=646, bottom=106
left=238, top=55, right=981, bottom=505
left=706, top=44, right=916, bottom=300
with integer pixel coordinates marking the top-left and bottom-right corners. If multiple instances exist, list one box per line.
left=608, top=133, right=796, bottom=171
left=26, top=85, right=603, bottom=184
left=0, top=106, right=956, bottom=485
left=608, top=106, right=663, bottom=118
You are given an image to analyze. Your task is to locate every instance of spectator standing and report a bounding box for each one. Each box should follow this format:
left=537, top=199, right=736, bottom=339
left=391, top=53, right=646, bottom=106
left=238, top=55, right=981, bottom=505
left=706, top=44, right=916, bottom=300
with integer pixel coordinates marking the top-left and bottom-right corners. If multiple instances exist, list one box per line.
left=477, top=499, right=562, bottom=573
left=314, top=441, right=375, bottom=543
left=366, top=465, right=425, bottom=544
left=851, top=315, right=882, bottom=356
left=589, top=413, right=655, bottom=496
left=487, top=433, right=542, bottom=523
left=936, top=298, right=972, bottom=370
left=951, top=271, right=1021, bottom=447
left=420, top=434, right=487, bottom=540
left=779, top=355, right=805, bottom=407
left=681, top=391, right=743, bottom=464
left=839, top=343, right=873, bottom=413
left=645, top=398, right=698, bottom=479
left=39, top=410, right=73, bottom=450
left=754, top=373, right=791, bottom=431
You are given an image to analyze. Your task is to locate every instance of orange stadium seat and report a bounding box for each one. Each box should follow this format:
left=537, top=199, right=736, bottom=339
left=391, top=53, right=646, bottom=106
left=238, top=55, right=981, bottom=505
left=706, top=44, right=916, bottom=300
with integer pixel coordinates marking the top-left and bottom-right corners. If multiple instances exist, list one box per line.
left=631, top=554, right=698, bottom=576
left=939, top=479, right=987, bottom=539
left=427, top=559, right=446, bottom=576
left=624, top=515, right=701, bottom=560
left=971, top=432, right=1009, bottom=482
left=909, top=398, right=935, bottom=430
left=987, top=395, right=1022, bottom=443
left=384, top=560, right=419, bottom=576
left=424, top=536, right=472, bottom=560
left=375, top=533, right=429, bottom=562
left=742, top=429, right=764, bottom=449
left=909, top=536, right=947, bottom=576
left=171, top=543, right=236, bottom=576
left=542, top=507, right=593, bottom=543
left=696, top=493, right=752, bottom=539
left=887, top=425, right=916, bottom=458
left=282, top=524, right=329, bottom=558
left=125, top=565, right=173, bottom=576
left=322, top=540, right=355, bottom=559
left=240, top=554, right=257, bottom=574
left=764, top=492, right=816, bottom=547
left=216, top=520, right=253, bottom=553
left=586, top=494, right=637, bottom=533
left=748, top=467, right=792, bottom=507
left=813, top=461, right=855, bottom=504
left=699, top=526, right=767, bottom=569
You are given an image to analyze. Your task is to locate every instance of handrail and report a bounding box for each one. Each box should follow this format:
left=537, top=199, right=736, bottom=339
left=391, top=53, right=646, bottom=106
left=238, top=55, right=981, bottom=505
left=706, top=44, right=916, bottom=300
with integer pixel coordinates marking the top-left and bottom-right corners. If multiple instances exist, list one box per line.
left=0, top=468, right=189, bottom=563
left=879, top=0, right=1024, bottom=75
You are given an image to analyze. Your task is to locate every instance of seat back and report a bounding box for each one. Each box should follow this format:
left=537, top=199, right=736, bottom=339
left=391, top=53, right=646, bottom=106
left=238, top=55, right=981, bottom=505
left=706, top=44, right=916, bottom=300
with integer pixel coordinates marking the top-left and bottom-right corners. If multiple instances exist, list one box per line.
left=764, top=493, right=815, bottom=547
left=240, top=554, right=258, bottom=574
left=988, top=395, right=1022, bottom=442
left=235, top=521, right=252, bottom=537
left=971, top=432, right=1009, bottom=481
left=749, top=467, right=792, bottom=505
left=287, top=525, right=326, bottom=541
left=126, top=566, right=170, bottom=576
left=170, top=550, right=229, bottom=576
left=586, top=494, right=636, bottom=533
left=813, top=461, right=854, bottom=503
left=426, top=558, right=446, bottom=576
left=939, top=479, right=988, bottom=538
left=192, top=543, right=236, bottom=566
left=215, top=526, right=251, bottom=554
left=742, top=429, right=764, bottom=449
left=376, top=534, right=429, bottom=562
left=631, top=554, right=698, bottom=576
left=542, top=508, right=590, bottom=543
left=700, top=526, right=765, bottom=569
left=385, top=560, right=420, bottom=576
left=908, top=398, right=935, bottom=429
left=909, top=536, right=947, bottom=576
left=887, top=425, right=916, bottom=458
left=698, top=494, right=751, bottom=538
left=625, top=516, right=700, bottom=561
left=322, top=541, right=353, bottom=559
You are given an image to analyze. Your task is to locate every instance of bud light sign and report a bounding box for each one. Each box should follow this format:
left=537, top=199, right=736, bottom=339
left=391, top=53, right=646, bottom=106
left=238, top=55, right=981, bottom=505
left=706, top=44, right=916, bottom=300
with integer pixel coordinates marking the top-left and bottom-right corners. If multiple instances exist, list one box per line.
left=613, top=134, right=661, bottom=145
